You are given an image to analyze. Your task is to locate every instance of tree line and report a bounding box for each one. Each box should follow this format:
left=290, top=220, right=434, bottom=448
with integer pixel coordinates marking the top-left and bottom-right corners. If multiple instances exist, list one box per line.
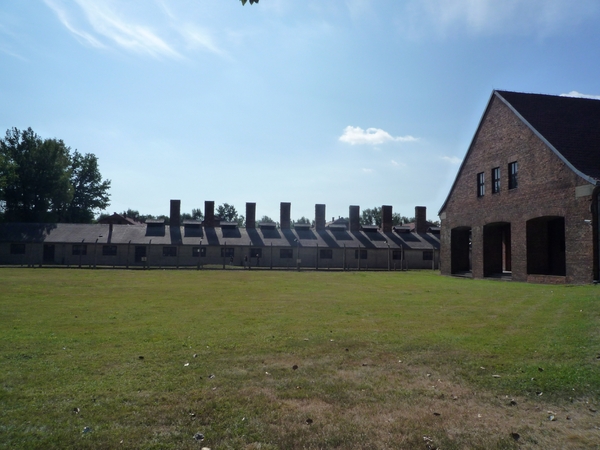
left=0, top=128, right=110, bottom=223
left=1, top=127, right=438, bottom=228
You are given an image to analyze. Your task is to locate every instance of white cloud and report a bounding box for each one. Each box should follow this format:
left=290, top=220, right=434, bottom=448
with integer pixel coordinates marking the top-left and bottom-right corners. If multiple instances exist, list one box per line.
left=179, top=23, right=223, bottom=56
left=390, top=159, right=406, bottom=168
left=560, top=91, right=600, bottom=100
left=339, top=126, right=418, bottom=146
left=441, top=156, right=462, bottom=164
left=43, top=0, right=105, bottom=48
left=402, top=0, right=599, bottom=38
left=362, top=168, right=374, bottom=173
left=43, top=0, right=223, bottom=59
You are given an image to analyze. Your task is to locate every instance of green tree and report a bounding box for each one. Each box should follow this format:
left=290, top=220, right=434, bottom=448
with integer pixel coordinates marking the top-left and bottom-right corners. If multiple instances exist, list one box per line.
left=181, top=208, right=204, bottom=222
left=216, top=203, right=238, bottom=222
left=217, top=203, right=245, bottom=226
left=360, top=207, right=382, bottom=227
left=1, top=128, right=72, bottom=222
left=0, top=127, right=110, bottom=223
left=294, top=216, right=314, bottom=227
left=240, top=0, right=259, bottom=5
left=63, top=151, right=111, bottom=223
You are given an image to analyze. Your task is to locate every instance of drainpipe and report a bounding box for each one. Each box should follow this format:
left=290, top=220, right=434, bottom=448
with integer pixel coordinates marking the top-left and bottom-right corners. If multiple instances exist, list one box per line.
left=94, top=238, right=98, bottom=269
left=79, top=239, right=84, bottom=268
left=386, top=241, right=390, bottom=271
left=196, top=239, right=202, bottom=270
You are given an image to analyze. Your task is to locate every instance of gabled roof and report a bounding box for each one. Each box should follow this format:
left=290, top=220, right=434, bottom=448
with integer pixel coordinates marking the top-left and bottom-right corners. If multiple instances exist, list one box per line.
left=439, top=90, right=600, bottom=215
left=496, top=90, right=600, bottom=182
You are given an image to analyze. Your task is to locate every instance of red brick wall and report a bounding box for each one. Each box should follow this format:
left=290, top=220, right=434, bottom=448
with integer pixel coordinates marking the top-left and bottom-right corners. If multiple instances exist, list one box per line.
left=440, top=95, right=595, bottom=283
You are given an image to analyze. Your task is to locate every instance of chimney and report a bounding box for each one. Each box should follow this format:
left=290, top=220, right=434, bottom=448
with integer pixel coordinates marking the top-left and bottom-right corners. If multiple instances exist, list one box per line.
left=280, top=202, right=291, bottom=229
left=246, top=202, right=256, bottom=229
left=315, top=204, right=326, bottom=230
left=170, top=199, right=181, bottom=227
left=204, top=201, right=215, bottom=227
left=382, top=205, right=392, bottom=232
left=415, top=206, right=427, bottom=233
left=349, top=205, right=360, bottom=232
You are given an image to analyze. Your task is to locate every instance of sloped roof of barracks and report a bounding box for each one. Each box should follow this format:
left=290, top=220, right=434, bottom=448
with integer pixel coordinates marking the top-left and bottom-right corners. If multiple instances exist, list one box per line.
left=0, top=223, right=439, bottom=250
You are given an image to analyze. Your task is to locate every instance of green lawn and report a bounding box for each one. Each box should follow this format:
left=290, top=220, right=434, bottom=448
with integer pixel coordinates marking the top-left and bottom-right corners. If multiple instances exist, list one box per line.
left=1, top=269, right=599, bottom=449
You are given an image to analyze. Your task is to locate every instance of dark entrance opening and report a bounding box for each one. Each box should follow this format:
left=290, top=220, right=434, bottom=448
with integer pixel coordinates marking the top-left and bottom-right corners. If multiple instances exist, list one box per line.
left=526, top=216, right=566, bottom=276
left=592, top=187, right=600, bottom=283
left=483, top=222, right=511, bottom=277
left=451, top=227, right=471, bottom=274
left=135, top=246, right=147, bottom=263
left=596, top=190, right=600, bottom=282
left=43, top=244, right=55, bottom=263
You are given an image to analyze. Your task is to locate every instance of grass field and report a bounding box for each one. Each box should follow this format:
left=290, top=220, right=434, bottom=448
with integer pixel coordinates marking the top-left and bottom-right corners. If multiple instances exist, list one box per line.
left=1, top=268, right=599, bottom=449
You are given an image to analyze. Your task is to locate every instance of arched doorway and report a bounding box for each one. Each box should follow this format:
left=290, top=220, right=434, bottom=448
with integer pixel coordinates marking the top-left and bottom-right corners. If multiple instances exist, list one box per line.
left=526, top=216, right=566, bottom=276
left=451, top=226, right=471, bottom=275
left=483, top=222, right=511, bottom=278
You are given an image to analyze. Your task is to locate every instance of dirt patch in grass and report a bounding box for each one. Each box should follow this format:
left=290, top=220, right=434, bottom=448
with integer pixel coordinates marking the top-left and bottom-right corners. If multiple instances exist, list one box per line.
left=228, top=356, right=600, bottom=450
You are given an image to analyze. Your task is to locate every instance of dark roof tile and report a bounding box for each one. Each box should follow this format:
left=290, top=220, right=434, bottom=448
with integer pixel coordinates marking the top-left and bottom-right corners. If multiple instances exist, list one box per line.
left=497, top=90, right=600, bottom=182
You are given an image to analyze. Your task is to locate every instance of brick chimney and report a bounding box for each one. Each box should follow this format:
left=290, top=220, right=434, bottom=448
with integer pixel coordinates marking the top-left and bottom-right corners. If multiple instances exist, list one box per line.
left=246, top=202, right=256, bottom=229
left=170, top=199, right=181, bottom=227
left=415, top=206, right=427, bottom=233
left=280, top=202, right=291, bottom=229
left=349, top=205, right=360, bottom=232
left=315, top=204, right=326, bottom=230
left=382, top=205, right=392, bottom=232
left=204, top=201, right=215, bottom=227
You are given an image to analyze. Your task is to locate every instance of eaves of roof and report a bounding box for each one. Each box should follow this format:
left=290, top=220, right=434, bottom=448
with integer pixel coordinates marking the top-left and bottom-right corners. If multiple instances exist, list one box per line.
left=0, top=223, right=440, bottom=250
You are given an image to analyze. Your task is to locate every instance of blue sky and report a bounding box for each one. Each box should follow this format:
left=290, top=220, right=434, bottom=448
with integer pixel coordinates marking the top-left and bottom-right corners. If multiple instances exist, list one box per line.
left=2, top=0, right=600, bottom=223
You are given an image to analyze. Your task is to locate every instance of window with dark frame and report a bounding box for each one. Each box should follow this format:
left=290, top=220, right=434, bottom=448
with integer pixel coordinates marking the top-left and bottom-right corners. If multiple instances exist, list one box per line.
left=354, top=249, right=367, bottom=260
left=192, top=247, right=206, bottom=257
left=392, top=250, right=402, bottom=260
left=220, top=248, right=234, bottom=258
left=492, top=167, right=500, bottom=194
left=10, top=243, right=26, bottom=254
left=319, top=249, right=333, bottom=259
left=508, top=161, right=518, bottom=189
left=477, top=172, right=485, bottom=197
left=280, top=248, right=293, bottom=259
left=163, top=246, right=177, bottom=257
left=423, top=250, right=433, bottom=261
left=102, top=245, right=117, bottom=256
left=72, top=244, right=87, bottom=255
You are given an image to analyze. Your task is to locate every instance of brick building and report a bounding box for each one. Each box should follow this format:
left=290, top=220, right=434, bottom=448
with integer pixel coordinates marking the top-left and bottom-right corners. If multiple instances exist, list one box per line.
left=439, top=90, right=600, bottom=284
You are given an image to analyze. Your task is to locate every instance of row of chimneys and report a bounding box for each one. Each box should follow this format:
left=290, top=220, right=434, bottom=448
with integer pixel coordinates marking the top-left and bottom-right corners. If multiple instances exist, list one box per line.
left=169, top=200, right=429, bottom=234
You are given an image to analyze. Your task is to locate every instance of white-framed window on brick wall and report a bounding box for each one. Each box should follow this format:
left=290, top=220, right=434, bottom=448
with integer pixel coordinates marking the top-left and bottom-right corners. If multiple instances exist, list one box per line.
left=477, top=172, right=485, bottom=197
left=492, top=167, right=500, bottom=193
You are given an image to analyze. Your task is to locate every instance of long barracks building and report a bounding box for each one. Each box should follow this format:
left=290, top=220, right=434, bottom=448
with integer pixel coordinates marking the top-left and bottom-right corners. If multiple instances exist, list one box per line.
left=0, top=201, right=440, bottom=271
